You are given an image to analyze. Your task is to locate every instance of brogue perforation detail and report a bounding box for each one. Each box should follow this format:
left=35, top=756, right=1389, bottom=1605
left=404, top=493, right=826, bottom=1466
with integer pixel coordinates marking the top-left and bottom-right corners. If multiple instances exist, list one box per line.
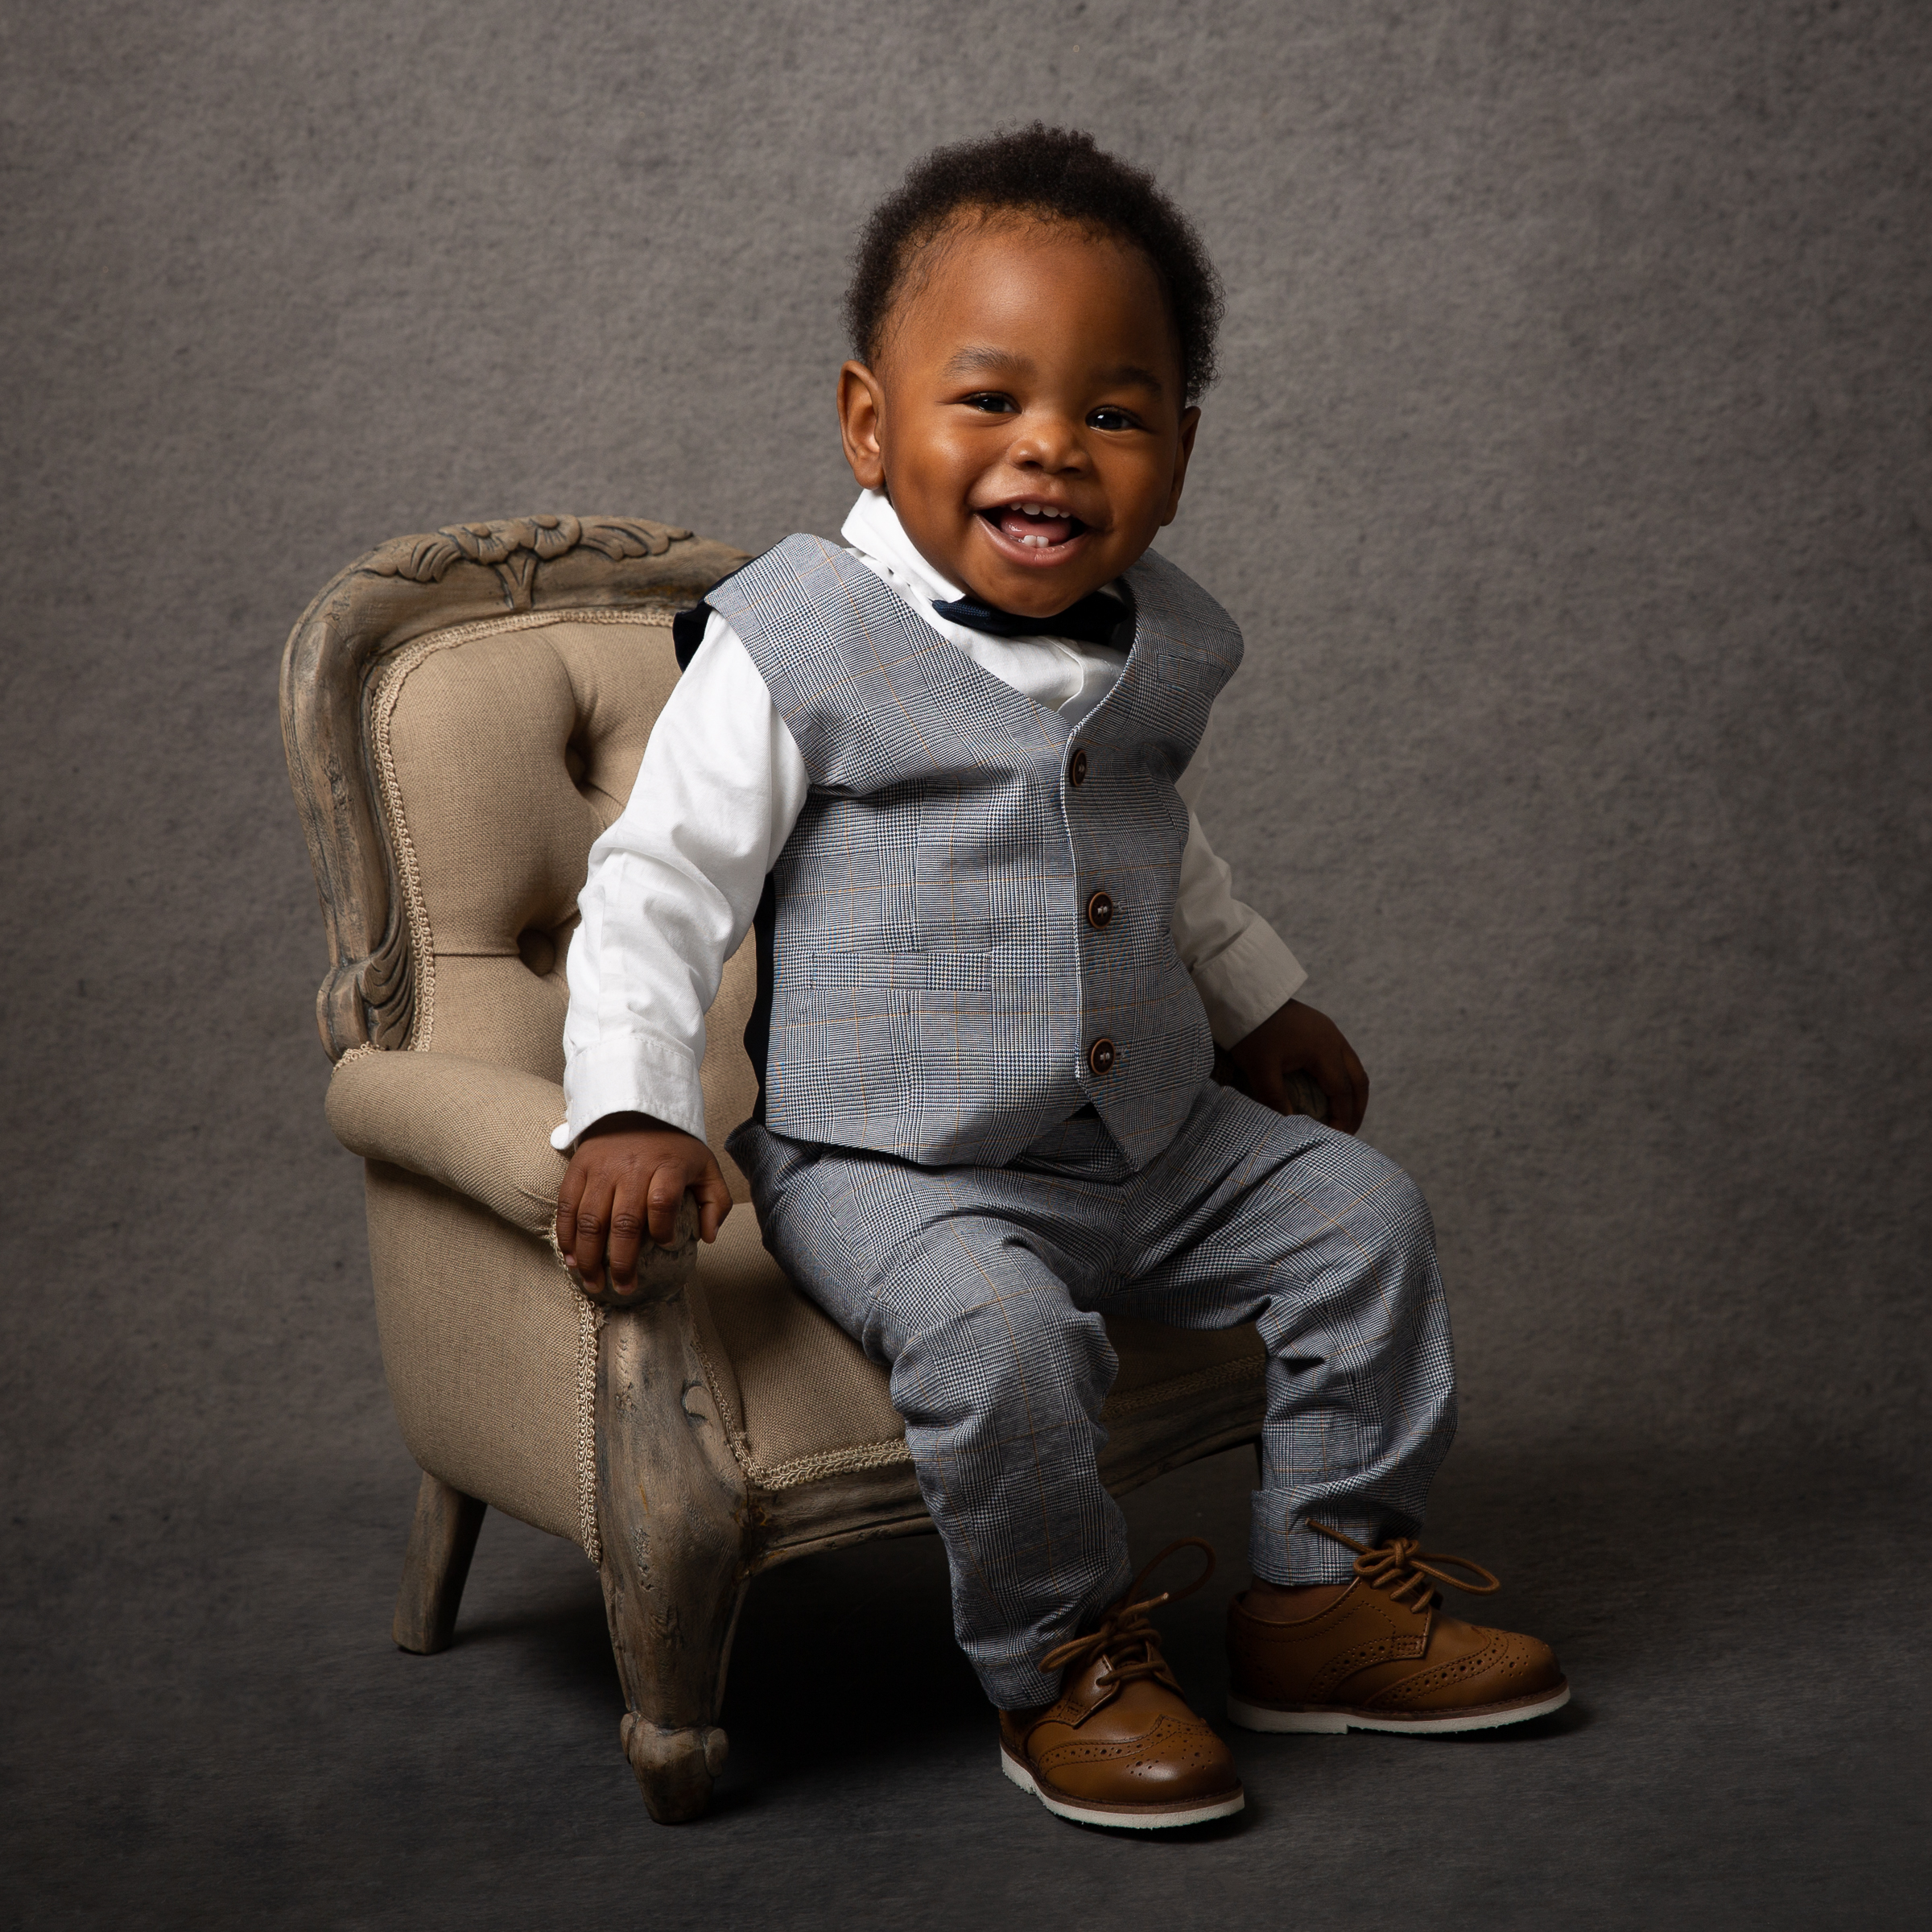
left=1371, top=1637, right=1513, bottom=1706
left=1038, top=1717, right=1221, bottom=1772
left=1309, top=1635, right=1402, bottom=1697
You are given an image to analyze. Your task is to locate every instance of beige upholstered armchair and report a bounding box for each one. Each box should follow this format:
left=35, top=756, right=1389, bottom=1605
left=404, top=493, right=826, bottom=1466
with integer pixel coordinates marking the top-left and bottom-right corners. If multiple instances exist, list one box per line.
left=280, top=514, right=1267, bottom=1823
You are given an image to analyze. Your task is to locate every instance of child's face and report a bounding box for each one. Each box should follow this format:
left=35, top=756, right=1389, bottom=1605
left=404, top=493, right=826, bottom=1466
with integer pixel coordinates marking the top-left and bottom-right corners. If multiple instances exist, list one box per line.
left=838, top=215, right=1199, bottom=617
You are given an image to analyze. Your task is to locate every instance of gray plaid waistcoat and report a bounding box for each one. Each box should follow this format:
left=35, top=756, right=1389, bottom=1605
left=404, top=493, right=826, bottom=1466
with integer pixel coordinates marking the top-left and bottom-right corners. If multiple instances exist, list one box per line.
left=709, top=533, right=1242, bottom=1171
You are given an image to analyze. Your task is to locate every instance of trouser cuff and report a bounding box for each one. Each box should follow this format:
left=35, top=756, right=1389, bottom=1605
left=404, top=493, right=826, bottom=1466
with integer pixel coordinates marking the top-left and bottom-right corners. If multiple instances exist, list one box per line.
left=971, top=1552, right=1136, bottom=1710
left=1248, top=1502, right=1392, bottom=1587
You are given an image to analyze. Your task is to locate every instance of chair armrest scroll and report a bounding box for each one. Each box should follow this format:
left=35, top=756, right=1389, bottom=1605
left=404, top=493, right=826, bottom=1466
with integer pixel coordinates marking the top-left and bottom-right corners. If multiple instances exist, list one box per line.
left=324, top=1051, right=696, bottom=1298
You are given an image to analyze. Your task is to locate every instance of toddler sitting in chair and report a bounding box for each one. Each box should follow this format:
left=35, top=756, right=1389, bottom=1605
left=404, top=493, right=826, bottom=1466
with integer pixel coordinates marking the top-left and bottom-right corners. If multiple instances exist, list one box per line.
left=552, top=125, right=1567, bottom=1829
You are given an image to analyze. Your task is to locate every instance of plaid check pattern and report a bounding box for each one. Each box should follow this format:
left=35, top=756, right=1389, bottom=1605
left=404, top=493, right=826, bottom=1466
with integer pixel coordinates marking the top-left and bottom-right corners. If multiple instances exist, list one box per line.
left=708, top=535, right=1244, bottom=1171
left=730, top=1080, right=1457, bottom=1709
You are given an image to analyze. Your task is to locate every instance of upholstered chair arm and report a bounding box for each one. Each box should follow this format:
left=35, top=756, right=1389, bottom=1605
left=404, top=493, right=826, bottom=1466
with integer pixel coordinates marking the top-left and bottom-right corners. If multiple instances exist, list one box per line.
left=324, top=1051, right=696, bottom=1299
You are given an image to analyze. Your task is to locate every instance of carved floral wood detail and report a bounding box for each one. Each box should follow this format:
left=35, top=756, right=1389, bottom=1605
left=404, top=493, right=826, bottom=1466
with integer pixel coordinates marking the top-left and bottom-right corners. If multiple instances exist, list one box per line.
left=368, top=514, right=694, bottom=613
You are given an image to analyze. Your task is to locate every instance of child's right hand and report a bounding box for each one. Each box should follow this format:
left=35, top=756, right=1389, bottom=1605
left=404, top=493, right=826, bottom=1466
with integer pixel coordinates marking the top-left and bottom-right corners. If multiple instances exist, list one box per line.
left=554, top=1113, right=733, bottom=1295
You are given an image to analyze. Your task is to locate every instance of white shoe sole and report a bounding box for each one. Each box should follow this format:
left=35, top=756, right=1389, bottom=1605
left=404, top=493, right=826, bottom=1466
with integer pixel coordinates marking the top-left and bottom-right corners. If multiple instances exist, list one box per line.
left=1001, top=1747, right=1245, bottom=1829
left=1228, top=1682, right=1570, bottom=1735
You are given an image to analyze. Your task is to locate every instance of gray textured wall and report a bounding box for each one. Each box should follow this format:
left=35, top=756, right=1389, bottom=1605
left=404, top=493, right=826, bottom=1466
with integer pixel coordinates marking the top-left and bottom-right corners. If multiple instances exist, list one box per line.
left=4, top=0, right=1926, bottom=1671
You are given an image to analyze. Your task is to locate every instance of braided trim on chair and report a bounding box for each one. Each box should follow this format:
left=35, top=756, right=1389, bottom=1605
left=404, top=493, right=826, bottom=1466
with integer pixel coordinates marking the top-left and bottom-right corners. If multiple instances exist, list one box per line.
left=681, top=1303, right=912, bottom=1493
left=574, top=1292, right=606, bottom=1563
left=365, top=605, right=677, bottom=1560
left=735, top=1436, right=914, bottom=1492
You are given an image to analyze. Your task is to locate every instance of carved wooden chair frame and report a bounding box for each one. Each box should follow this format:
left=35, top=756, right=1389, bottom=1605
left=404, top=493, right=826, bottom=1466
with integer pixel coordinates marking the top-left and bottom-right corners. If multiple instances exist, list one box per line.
left=281, top=514, right=1267, bottom=1823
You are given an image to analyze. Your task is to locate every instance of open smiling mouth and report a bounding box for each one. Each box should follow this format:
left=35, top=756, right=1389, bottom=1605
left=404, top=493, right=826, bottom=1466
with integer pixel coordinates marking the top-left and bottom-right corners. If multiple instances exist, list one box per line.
left=980, top=502, right=1088, bottom=551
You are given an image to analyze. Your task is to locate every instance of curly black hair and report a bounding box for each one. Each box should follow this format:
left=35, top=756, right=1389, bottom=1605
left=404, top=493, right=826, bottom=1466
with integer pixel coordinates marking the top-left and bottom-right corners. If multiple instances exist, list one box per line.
left=844, top=126, right=1224, bottom=403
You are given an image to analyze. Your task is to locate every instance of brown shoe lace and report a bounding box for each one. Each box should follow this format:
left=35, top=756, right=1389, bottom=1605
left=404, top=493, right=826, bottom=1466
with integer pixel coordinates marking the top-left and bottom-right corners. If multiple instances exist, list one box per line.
left=1308, top=1521, right=1502, bottom=1612
left=1039, top=1538, right=1217, bottom=1690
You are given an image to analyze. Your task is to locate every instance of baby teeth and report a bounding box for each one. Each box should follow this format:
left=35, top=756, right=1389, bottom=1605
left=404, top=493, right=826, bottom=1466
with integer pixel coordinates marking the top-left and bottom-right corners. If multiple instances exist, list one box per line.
left=996, top=504, right=1072, bottom=547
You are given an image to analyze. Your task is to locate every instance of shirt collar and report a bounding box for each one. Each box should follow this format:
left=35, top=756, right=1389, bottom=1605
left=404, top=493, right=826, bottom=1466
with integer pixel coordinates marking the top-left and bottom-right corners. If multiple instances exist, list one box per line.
left=840, top=489, right=964, bottom=603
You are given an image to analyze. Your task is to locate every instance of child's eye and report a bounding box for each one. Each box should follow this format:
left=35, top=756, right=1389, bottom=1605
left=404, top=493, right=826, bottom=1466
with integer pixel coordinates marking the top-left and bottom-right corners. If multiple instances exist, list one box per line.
left=961, top=392, right=1018, bottom=415
left=1087, top=407, right=1141, bottom=431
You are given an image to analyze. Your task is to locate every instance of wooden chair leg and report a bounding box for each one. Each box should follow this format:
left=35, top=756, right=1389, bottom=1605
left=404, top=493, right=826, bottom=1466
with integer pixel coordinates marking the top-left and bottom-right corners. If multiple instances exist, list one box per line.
left=596, top=1295, right=753, bottom=1823
left=393, top=1471, right=486, bottom=1654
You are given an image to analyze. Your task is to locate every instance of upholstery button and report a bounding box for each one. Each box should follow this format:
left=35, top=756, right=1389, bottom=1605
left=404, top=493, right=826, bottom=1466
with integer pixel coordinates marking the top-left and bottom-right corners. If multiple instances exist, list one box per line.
left=1085, top=890, right=1113, bottom=929
left=1068, top=748, right=1089, bottom=787
left=1088, top=1036, right=1117, bottom=1076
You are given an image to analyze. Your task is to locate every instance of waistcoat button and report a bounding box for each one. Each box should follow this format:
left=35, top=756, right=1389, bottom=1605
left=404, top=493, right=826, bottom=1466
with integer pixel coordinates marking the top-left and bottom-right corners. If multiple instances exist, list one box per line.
left=1068, top=748, right=1089, bottom=786
left=1088, top=1036, right=1117, bottom=1075
left=1085, top=890, right=1113, bottom=929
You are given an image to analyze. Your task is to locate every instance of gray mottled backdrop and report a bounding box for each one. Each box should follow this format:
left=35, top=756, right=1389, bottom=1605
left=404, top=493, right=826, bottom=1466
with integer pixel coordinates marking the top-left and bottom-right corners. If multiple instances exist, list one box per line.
left=4, top=2, right=1927, bottom=1926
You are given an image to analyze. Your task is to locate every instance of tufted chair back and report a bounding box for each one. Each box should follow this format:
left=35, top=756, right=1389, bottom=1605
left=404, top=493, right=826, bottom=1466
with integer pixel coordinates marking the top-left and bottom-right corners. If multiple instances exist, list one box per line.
left=373, top=609, right=758, bottom=1195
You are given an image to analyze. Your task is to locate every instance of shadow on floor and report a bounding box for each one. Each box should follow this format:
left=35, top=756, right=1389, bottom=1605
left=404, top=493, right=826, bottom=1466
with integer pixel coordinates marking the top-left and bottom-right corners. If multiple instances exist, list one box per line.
left=6, top=1427, right=1926, bottom=1930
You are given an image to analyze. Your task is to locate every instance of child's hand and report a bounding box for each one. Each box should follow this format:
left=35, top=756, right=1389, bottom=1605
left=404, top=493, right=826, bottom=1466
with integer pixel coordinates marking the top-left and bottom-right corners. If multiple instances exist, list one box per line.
left=1228, top=999, right=1369, bottom=1134
left=554, top=1113, right=733, bottom=1294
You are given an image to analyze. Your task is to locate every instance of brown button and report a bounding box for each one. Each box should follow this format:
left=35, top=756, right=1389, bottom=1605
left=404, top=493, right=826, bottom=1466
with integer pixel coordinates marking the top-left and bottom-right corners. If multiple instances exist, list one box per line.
left=1068, top=748, right=1089, bottom=787
left=1088, top=1036, right=1117, bottom=1076
left=1085, top=890, right=1114, bottom=929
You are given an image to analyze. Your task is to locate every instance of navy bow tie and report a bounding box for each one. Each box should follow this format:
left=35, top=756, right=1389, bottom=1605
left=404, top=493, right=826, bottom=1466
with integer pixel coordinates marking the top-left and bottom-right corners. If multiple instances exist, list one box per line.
left=931, top=588, right=1131, bottom=649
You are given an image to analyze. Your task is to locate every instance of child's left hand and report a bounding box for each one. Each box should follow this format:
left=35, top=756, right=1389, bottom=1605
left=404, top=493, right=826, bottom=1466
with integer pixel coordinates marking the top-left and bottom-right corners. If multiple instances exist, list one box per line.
left=1227, top=999, right=1369, bottom=1133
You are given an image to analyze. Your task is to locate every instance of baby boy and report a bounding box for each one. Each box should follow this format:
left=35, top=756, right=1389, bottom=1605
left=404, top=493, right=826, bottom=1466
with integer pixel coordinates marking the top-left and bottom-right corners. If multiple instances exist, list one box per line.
left=553, top=126, right=1566, bottom=1829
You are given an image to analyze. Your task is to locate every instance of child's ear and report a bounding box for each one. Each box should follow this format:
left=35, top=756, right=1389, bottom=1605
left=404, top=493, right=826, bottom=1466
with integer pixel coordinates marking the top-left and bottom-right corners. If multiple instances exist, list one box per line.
left=838, top=361, right=889, bottom=492
left=1160, top=406, right=1202, bottom=526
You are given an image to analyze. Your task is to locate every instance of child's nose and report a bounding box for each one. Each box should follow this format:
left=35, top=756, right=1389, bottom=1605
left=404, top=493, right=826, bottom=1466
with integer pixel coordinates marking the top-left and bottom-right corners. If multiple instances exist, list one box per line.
left=1007, top=411, right=1089, bottom=473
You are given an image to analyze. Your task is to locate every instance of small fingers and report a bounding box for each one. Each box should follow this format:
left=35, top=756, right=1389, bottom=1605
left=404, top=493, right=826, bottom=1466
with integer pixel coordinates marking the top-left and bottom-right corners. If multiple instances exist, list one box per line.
left=1319, top=1055, right=1360, bottom=1134
left=605, top=1187, right=647, bottom=1294
left=696, top=1166, right=734, bottom=1244
left=571, top=1178, right=615, bottom=1286
left=555, top=1160, right=585, bottom=1253
left=646, top=1166, right=689, bottom=1247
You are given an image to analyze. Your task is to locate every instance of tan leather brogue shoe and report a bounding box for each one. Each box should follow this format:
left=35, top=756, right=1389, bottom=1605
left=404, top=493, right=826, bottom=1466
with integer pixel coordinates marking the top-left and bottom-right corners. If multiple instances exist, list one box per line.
left=1227, top=1523, right=1569, bottom=1735
left=1001, top=1540, right=1245, bottom=1829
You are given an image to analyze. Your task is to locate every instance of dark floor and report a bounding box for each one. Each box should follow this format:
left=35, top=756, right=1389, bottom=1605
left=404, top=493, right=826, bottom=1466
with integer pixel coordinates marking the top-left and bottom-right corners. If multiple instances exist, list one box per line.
left=8, top=1424, right=1926, bottom=1930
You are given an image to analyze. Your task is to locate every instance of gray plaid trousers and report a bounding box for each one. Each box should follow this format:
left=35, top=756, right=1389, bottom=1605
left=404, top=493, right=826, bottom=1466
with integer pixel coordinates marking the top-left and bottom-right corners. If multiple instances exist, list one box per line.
left=729, top=1078, right=1457, bottom=1708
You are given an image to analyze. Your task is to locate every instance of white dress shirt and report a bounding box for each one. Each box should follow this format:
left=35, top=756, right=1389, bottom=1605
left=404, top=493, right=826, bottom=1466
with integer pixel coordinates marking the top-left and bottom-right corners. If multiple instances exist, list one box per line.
left=554, top=492, right=1305, bottom=1150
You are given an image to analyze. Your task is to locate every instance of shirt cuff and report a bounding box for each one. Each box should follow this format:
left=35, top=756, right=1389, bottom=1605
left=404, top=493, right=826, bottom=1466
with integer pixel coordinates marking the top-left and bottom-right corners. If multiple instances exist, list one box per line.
left=1191, top=919, right=1307, bottom=1050
left=551, top=1034, right=709, bottom=1151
